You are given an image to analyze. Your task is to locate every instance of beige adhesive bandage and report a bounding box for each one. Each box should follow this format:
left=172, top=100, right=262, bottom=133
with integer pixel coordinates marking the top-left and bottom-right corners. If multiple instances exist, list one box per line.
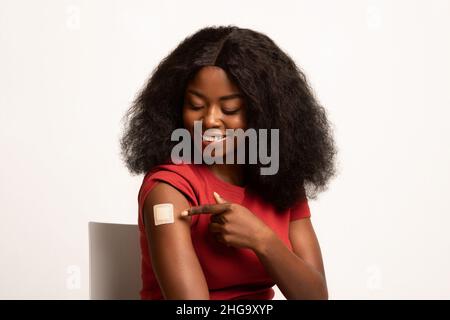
left=153, top=203, right=174, bottom=226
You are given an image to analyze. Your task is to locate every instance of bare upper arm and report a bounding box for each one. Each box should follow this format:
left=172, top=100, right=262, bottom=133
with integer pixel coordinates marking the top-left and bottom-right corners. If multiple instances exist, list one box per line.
left=289, top=218, right=326, bottom=280
left=143, top=182, right=209, bottom=299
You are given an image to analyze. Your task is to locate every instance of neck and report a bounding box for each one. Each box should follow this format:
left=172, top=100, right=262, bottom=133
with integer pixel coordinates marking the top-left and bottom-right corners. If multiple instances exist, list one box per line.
left=208, top=163, right=246, bottom=187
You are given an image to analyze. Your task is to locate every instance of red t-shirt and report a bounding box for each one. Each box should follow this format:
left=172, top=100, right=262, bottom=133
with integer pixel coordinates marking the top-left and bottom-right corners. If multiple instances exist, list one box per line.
left=137, top=163, right=311, bottom=300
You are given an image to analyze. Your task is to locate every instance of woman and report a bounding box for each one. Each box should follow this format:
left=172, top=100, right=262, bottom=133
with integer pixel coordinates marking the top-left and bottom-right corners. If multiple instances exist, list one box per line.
left=120, top=26, right=337, bottom=300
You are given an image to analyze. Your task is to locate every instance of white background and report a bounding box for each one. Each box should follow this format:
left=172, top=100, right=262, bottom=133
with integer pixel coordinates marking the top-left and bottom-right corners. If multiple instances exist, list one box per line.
left=1, top=0, right=449, bottom=299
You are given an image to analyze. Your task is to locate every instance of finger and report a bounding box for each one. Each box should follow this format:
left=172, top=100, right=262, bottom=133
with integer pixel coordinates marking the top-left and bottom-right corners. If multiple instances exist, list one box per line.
left=215, top=234, right=230, bottom=247
left=213, top=191, right=226, bottom=204
left=210, top=214, right=226, bottom=224
left=214, top=233, right=223, bottom=243
left=208, top=222, right=223, bottom=233
left=181, top=203, right=231, bottom=216
left=214, top=233, right=226, bottom=245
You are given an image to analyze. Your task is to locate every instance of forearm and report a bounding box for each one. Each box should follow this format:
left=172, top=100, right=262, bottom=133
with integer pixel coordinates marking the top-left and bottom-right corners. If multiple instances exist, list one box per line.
left=253, top=231, right=328, bottom=300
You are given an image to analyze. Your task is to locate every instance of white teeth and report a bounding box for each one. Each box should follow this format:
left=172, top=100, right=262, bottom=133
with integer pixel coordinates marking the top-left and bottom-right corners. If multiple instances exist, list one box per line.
left=203, top=135, right=225, bottom=142
left=202, top=129, right=226, bottom=142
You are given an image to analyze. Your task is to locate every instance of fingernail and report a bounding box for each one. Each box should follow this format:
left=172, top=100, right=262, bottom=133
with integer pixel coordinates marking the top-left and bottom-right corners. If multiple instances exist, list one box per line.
left=180, top=210, right=189, bottom=217
left=213, top=192, right=220, bottom=198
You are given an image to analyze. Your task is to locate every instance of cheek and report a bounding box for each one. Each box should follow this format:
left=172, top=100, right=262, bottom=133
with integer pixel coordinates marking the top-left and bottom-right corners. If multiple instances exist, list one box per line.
left=227, top=114, right=247, bottom=130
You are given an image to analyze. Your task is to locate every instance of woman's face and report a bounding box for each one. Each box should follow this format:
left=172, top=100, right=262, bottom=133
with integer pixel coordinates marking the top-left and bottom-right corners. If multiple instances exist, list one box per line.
left=182, top=66, right=247, bottom=158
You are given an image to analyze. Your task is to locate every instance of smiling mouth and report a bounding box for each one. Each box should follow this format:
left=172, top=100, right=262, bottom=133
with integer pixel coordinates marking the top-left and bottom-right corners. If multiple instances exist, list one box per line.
left=202, top=134, right=226, bottom=142
left=202, top=129, right=226, bottom=142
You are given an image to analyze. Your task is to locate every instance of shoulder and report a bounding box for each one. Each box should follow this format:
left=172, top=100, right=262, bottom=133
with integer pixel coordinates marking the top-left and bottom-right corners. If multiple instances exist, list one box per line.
left=139, top=163, right=201, bottom=208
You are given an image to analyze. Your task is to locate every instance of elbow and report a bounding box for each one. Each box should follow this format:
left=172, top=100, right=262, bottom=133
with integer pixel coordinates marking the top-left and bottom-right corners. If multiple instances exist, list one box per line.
left=314, top=275, right=328, bottom=300
left=289, top=274, right=328, bottom=300
left=303, top=281, right=327, bottom=300
left=317, top=283, right=328, bottom=300
left=303, top=274, right=328, bottom=300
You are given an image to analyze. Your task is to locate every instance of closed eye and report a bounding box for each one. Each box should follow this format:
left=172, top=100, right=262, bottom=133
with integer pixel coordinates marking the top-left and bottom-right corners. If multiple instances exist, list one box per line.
left=187, top=102, right=204, bottom=110
left=222, top=107, right=241, bottom=115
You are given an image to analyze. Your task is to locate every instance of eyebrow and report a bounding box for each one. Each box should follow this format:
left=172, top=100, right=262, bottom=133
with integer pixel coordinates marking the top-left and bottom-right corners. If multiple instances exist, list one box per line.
left=187, top=89, right=243, bottom=101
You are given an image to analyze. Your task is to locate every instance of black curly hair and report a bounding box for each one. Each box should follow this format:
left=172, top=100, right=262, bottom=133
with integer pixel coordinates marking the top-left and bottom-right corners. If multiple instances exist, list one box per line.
left=120, top=25, right=338, bottom=212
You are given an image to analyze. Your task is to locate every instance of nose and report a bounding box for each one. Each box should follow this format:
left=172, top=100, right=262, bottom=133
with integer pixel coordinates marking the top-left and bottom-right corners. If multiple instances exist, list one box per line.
left=203, top=105, right=222, bottom=130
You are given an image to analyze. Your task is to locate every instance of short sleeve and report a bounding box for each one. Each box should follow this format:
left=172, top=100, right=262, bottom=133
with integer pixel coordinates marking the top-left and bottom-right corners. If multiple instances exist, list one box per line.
left=289, top=196, right=311, bottom=221
left=138, top=166, right=200, bottom=228
left=139, top=170, right=198, bottom=207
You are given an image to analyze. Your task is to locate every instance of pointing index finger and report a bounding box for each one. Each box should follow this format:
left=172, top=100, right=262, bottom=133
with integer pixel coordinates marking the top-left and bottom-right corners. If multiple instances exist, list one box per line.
left=182, top=203, right=231, bottom=216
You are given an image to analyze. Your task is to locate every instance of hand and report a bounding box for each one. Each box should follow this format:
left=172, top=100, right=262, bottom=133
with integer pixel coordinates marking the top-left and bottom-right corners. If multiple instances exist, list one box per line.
left=181, top=192, right=274, bottom=251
